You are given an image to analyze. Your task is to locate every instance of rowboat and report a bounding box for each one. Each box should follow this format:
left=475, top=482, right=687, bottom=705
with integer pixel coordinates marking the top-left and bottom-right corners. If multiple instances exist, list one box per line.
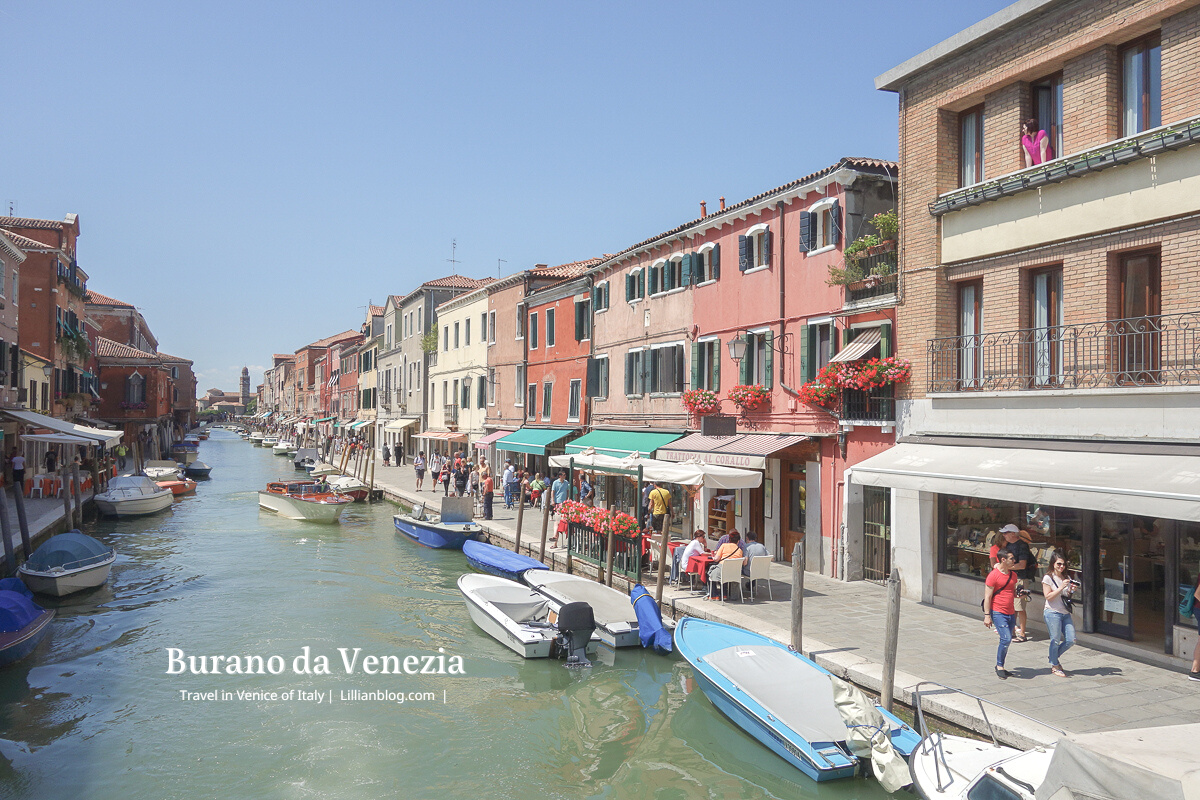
left=18, top=532, right=116, bottom=597
left=463, top=539, right=548, bottom=582
left=524, top=570, right=640, bottom=648
left=94, top=476, right=175, bottom=517
left=0, top=583, right=54, bottom=666
left=156, top=478, right=197, bottom=496
left=675, top=618, right=919, bottom=786
left=458, top=573, right=597, bottom=663
left=258, top=481, right=352, bottom=523
left=393, top=498, right=481, bottom=549
left=184, top=461, right=212, bottom=478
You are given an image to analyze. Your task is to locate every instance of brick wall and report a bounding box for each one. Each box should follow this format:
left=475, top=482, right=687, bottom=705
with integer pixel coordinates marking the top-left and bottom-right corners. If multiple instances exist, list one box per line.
left=1163, top=5, right=1200, bottom=120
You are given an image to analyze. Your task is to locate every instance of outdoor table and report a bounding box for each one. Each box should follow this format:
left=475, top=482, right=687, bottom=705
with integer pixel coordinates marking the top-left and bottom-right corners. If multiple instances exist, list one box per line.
left=686, top=553, right=715, bottom=594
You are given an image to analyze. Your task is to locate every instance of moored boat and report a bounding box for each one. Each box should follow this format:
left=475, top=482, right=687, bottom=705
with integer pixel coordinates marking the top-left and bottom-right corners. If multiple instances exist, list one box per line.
left=272, top=440, right=294, bottom=455
left=143, top=460, right=183, bottom=481
left=18, top=532, right=116, bottom=597
left=0, top=583, right=54, bottom=666
left=524, top=570, right=640, bottom=648
left=258, top=481, right=352, bottom=523
left=458, top=573, right=597, bottom=662
left=94, top=476, right=175, bottom=517
left=463, top=539, right=548, bottom=583
left=260, top=436, right=279, bottom=449
left=156, top=478, right=197, bottom=496
left=675, top=618, right=919, bottom=786
left=393, top=498, right=481, bottom=549
left=327, top=475, right=368, bottom=501
left=293, top=448, right=319, bottom=470
left=184, top=461, right=212, bottom=478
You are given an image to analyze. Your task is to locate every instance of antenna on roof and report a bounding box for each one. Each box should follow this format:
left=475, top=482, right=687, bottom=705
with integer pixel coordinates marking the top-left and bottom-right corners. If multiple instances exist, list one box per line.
left=6, top=201, right=14, bottom=216
left=447, top=239, right=460, bottom=273
left=497, top=258, right=507, bottom=278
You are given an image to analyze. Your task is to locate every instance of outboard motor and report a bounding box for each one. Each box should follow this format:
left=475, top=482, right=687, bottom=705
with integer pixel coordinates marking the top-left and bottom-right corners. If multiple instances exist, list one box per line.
left=554, top=601, right=595, bottom=668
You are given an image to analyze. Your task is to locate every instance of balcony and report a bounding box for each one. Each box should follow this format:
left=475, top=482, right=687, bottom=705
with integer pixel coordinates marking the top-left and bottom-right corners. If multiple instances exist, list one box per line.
left=928, top=312, right=1200, bottom=393
left=841, top=386, right=895, bottom=422
left=444, top=404, right=459, bottom=426
left=845, top=272, right=897, bottom=306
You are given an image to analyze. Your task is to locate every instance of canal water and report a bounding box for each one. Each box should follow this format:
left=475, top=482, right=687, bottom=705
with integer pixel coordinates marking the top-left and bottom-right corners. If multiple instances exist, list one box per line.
left=0, top=430, right=899, bottom=800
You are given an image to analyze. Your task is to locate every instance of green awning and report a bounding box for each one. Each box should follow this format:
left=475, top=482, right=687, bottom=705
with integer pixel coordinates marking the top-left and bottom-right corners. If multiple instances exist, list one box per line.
left=495, top=427, right=574, bottom=455
left=349, top=420, right=371, bottom=430
left=312, top=416, right=336, bottom=423
left=564, top=430, right=684, bottom=459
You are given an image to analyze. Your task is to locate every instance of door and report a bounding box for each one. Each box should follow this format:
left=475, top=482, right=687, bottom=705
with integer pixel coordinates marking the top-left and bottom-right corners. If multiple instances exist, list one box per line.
left=1030, top=267, right=1063, bottom=386
left=958, top=281, right=983, bottom=389
left=749, top=485, right=764, bottom=542
left=1094, top=514, right=1135, bottom=640
left=1118, top=252, right=1161, bottom=384
left=781, top=461, right=806, bottom=563
left=862, top=486, right=891, bottom=583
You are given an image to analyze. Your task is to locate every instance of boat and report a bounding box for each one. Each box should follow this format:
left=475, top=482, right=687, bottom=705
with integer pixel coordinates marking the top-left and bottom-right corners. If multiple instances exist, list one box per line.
left=170, top=441, right=199, bottom=464
left=327, top=474, right=369, bottom=501
left=258, top=481, right=352, bottom=523
left=249, top=432, right=265, bottom=444
left=308, top=462, right=340, bottom=477
left=293, top=448, right=319, bottom=470
left=273, top=440, right=294, bottom=455
left=463, top=539, right=549, bottom=583
left=143, top=460, right=183, bottom=481
left=94, top=476, right=175, bottom=517
left=393, top=498, right=481, bottom=549
left=630, top=583, right=673, bottom=654
left=260, top=436, right=279, bottom=449
left=675, top=617, right=920, bottom=786
left=458, top=573, right=597, bottom=663
left=18, top=531, right=116, bottom=597
left=185, top=461, right=212, bottom=478
left=0, top=581, right=54, bottom=666
left=524, top=570, right=641, bottom=648
left=156, top=478, right=197, bottom=496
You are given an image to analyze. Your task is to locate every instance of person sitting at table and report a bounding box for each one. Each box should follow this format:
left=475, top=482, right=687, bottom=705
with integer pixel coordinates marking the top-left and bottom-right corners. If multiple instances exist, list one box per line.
left=717, top=530, right=746, bottom=555
left=741, top=531, right=769, bottom=576
left=708, top=531, right=743, bottom=597
left=672, top=529, right=707, bottom=585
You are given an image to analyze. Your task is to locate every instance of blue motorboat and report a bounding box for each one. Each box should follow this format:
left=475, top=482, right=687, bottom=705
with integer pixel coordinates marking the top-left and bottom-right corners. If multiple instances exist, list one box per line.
left=394, top=498, right=482, bottom=550
left=184, top=461, right=212, bottom=478
left=463, top=539, right=547, bottom=582
left=674, top=618, right=920, bottom=784
left=0, top=581, right=54, bottom=667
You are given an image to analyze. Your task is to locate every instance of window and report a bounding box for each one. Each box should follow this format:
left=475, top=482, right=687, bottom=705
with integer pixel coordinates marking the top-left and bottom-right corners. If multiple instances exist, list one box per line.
left=958, top=280, right=983, bottom=388
left=529, top=312, right=539, bottom=349
left=801, top=321, right=835, bottom=382
left=738, top=331, right=774, bottom=387
left=738, top=226, right=771, bottom=271
left=417, top=306, right=422, bottom=333
left=1030, top=267, right=1063, bottom=387
left=960, top=106, right=985, bottom=187
left=625, top=269, right=645, bottom=302
left=593, top=281, right=610, bottom=312
left=480, top=313, right=487, bottom=344
left=515, top=365, right=525, bottom=405
left=527, top=383, right=537, bottom=418
left=567, top=379, right=582, bottom=421
left=1118, top=251, right=1161, bottom=383
left=692, top=339, right=721, bottom=391
left=454, top=322, right=460, bottom=349
left=385, top=324, right=392, bottom=347
left=574, top=299, right=591, bottom=341
left=452, top=379, right=459, bottom=409
left=694, top=245, right=720, bottom=284
left=1122, top=34, right=1161, bottom=136
left=801, top=201, right=842, bottom=252
left=666, top=258, right=682, bottom=290
left=541, top=382, right=553, bottom=419
left=124, top=373, right=145, bottom=405
left=442, top=380, right=448, bottom=410
left=516, top=307, right=525, bottom=339
left=487, top=367, right=496, bottom=405
left=465, top=318, right=470, bottom=346
left=546, top=308, right=555, bottom=347
left=649, top=261, right=664, bottom=295
left=587, top=355, right=609, bottom=399
left=443, top=325, right=449, bottom=351
left=488, top=310, right=496, bottom=343
left=625, top=349, right=646, bottom=396
left=650, top=344, right=686, bottom=394
left=1032, top=73, right=1063, bottom=162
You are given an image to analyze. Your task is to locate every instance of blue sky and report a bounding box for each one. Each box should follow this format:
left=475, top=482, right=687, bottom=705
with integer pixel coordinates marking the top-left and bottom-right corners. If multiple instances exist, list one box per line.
left=2, top=1, right=1010, bottom=392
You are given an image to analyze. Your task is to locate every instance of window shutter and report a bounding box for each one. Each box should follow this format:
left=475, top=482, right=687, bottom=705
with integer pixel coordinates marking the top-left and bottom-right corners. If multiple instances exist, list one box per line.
left=712, top=340, right=721, bottom=391
left=681, top=254, right=693, bottom=286
left=739, top=339, right=750, bottom=384
left=462, top=383, right=469, bottom=409
left=593, top=285, right=601, bottom=311
left=625, top=353, right=635, bottom=395
left=574, top=303, right=583, bottom=341
left=738, top=235, right=749, bottom=271
left=879, top=322, right=893, bottom=358
left=764, top=332, right=775, bottom=388
left=800, top=212, right=815, bottom=251
left=830, top=201, right=842, bottom=247
left=800, top=325, right=813, bottom=382
left=625, top=273, right=633, bottom=301
left=690, top=342, right=700, bottom=389
left=712, top=244, right=720, bottom=280
left=844, top=327, right=857, bottom=347
left=477, top=378, right=486, bottom=407
left=586, top=357, right=599, bottom=397
left=640, top=352, right=650, bottom=394
left=762, top=230, right=772, bottom=267
left=638, top=270, right=645, bottom=298
left=603, top=283, right=610, bottom=309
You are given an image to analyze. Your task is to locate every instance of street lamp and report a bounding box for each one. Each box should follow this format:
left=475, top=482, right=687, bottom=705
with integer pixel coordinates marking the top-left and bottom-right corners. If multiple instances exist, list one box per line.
left=726, top=336, right=747, bottom=362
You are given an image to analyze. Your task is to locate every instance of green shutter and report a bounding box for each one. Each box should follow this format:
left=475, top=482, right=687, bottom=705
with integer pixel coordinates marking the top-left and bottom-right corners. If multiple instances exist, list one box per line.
left=604, top=283, right=610, bottom=309
left=764, top=332, right=774, bottom=388
left=762, top=230, right=772, bottom=267
left=739, top=338, right=750, bottom=384
left=625, top=273, right=633, bottom=301
left=681, top=254, right=693, bottom=286
left=712, top=244, right=720, bottom=280
left=712, top=339, right=721, bottom=391
left=738, top=236, right=749, bottom=271
left=844, top=327, right=856, bottom=346
left=879, top=322, right=893, bottom=358
left=800, top=325, right=813, bottom=382
left=574, top=302, right=583, bottom=341
left=691, top=342, right=701, bottom=389
left=638, top=270, right=645, bottom=298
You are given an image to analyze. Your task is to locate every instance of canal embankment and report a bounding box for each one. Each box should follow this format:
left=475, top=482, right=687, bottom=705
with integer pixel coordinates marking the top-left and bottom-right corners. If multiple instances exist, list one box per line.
left=366, top=462, right=1200, bottom=750
left=0, top=487, right=85, bottom=573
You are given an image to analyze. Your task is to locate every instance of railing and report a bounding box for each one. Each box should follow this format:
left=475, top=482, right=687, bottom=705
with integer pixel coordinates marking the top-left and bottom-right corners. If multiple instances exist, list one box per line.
left=444, top=404, right=459, bottom=424
left=566, top=522, right=643, bottom=582
left=928, top=312, right=1200, bottom=393
left=841, top=385, right=895, bottom=421
left=845, top=272, right=897, bottom=304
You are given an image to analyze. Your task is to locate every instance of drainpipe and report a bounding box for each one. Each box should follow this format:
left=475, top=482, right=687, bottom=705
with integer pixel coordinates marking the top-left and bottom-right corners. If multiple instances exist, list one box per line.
left=777, top=200, right=800, bottom=398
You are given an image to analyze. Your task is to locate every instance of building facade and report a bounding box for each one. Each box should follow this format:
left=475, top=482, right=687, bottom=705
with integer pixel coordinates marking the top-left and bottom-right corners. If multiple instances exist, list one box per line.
left=424, top=285, right=492, bottom=457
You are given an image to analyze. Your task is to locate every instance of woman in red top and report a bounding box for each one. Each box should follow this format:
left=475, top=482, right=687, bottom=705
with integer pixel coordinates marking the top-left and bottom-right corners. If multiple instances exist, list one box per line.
left=983, top=547, right=1020, bottom=679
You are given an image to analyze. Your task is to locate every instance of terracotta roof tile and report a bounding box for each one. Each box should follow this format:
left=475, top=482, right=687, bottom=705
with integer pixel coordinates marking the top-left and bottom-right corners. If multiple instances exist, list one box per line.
left=95, top=337, right=158, bottom=360
left=273, top=353, right=295, bottom=360
left=368, top=305, right=385, bottom=317
left=85, top=289, right=134, bottom=307
left=0, top=228, right=56, bottom=251
left=532, top=257, right=606, bottom=279
left=0, top=216, right=67, bottom=231
left=305, top=330, right=361, bottom=349
left=423, top=275, right=491, bottom=289
left=157, top=351, right=191, bottom=363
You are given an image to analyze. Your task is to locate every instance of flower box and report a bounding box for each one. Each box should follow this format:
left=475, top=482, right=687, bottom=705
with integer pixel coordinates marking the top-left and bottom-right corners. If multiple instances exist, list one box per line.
left=728, top=384, right=771, bottom=411
left=682, top=389, right=720, bottom=415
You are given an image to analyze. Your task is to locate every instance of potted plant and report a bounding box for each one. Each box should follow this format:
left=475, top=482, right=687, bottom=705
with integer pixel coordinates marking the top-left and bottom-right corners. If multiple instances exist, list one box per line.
left=728, top=384, right=770, bottom=411
left=681, top=388, right=720, bottom=415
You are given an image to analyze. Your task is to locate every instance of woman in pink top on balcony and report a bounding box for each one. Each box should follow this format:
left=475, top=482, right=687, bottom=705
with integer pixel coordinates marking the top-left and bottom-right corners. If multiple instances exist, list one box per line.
left=1020, top=118, right=1053, bottom=168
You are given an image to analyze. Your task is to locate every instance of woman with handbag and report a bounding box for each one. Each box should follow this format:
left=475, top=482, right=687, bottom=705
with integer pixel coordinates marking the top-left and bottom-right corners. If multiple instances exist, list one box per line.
left=1042, top=553, right=1078, bottom=677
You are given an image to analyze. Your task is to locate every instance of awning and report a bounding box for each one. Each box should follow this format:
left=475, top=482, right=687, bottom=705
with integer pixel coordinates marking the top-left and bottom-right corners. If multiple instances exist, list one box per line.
left=20, top=433, right=95, bottom=445
left=313, top=416, right=337, bottom=423
left=495, top=427, right=574, bottom=455
left=3, top=410, right=123, bottom=447
left=656, top=432, right=810, bottom=470
left=828, top=327, right=882, bottom=363
left=565, top=430, right=683, bottom=459
left=419, top=431, right=468, bottom=442
left=261, top=411, right=273, bottom=418
left=849, top=442, right=1200, bottom=522
left=384, top=418, right=418, bottom=433
left=549, top=450, right=761, bottom=489
left=473, top=429, right=512, bottom=449
left=348, top=420, right=371, bottom=430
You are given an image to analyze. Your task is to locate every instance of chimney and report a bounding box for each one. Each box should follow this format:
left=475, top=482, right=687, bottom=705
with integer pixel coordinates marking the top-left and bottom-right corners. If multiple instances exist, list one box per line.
left=719, top=197, right=726, bottom=211
left=534, top=263, right=548, bottom=269
left=700, top=201, right=707, bottom=217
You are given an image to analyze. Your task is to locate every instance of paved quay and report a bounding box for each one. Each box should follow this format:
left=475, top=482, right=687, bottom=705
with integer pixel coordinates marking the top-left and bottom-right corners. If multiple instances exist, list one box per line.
left=364, top=461, right=1199, bottom=748
left=0, top=486, right=81, bottom=572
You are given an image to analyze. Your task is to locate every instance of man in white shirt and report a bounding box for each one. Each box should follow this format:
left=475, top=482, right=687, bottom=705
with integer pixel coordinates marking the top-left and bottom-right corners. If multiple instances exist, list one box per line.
left=672, top=529, right=707, bottom=584
left=502, top=460, right=517, bottom=508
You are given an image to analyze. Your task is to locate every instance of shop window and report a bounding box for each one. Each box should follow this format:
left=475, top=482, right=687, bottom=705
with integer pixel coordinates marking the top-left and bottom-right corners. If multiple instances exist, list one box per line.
left=939, top=495, right=1083, bottom=587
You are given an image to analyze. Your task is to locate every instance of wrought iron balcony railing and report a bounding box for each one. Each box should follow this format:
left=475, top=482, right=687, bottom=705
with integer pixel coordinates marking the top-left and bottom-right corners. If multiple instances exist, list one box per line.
left=846, top=272, right=897, bottom=305
left=841, top=386, right=895, bottom=422
left=928, top=312, right=1200, bottom=393
left=444, top=403, right=459, bottom=424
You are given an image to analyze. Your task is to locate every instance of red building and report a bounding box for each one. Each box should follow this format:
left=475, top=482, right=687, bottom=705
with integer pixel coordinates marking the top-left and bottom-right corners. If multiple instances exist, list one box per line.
left=93, top=337, right=174, bottom=459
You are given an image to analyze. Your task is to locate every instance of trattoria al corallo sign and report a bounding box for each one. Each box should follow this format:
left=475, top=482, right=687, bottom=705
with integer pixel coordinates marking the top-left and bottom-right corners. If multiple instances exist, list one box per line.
left=655, top=450, right=766, bottom=470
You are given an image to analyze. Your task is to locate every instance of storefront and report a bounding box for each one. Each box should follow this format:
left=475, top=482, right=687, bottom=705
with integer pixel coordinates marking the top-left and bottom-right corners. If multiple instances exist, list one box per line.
left=493, top=427, right=576, bottom=476
left=382, top=417, right=418, bottom=462
left=416, top=430, right=469, bottom=459
left=563, top=430, right=684, bottom=525
left=849, top=440, right=1200, bottom=660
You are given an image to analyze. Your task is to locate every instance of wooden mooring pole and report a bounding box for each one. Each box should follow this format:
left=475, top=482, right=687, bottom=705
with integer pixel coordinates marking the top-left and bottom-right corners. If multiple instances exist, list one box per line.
left=538, top=496, right=550, bottom=563
left=653, top=513, right=671, bottom=602
left=882, top=565, right=902, bottom=712
left=71, top=463, right=84, bottom=529
left=11, top=483, right=32, bottom=560
left=513, top=491, right=525, bottom=553
left=60, top=466, right=72, bottom=530
left=0, top=491, right=15, bottom=576
left=791, top=542, right=805, bottom=653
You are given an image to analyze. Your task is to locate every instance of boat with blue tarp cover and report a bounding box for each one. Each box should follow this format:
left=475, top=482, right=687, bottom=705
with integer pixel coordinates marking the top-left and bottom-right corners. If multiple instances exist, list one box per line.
left=393, top=498, right=481, bottom=549
left=19, top=531, right=116, bottom=596
left=630, top=584, right=672, bottom=654
left=0, top=579, right=54, bottom=667
left=675, top=617, right=920, bottom=787
left=463, top=539, right=547, bottom=582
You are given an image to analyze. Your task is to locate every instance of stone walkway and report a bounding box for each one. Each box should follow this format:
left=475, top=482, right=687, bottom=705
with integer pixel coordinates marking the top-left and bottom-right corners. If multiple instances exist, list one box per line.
left=363, top=460, right=1199, bottom=748
left=0, top=486, right=79, bottom=571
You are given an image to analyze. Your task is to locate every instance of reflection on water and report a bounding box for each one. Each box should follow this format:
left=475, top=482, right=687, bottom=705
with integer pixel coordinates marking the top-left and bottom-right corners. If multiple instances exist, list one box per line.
left=0, top=431, right=904, bottom=799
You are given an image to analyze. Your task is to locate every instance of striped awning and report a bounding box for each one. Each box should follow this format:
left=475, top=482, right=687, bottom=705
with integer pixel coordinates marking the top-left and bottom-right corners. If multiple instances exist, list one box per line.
left=828, top=327, right=882, bottom=363
left=349, top=420, right=371, bottom=430
left=656, top=432, right=810, bottom=470
left=384, top=418, right=419, bottom=433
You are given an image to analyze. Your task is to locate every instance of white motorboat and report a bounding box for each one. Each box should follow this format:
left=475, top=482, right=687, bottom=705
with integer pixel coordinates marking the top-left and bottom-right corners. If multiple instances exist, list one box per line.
left=19, top=532, right=116, bottom=597
left=143, top=460, right=183, bottom=481
left=258, top=481, right=352, bottom=523
left=273, top=441, right=294, bottom=455
left=458, top=573, right=598, bottom=661
left=327, top=475, right=368, bottom=501
left=93, top=476, right=174, bottom=517
left=523, top=570, right=641, bottom=648
left=249, top=432, right=265, bottom=444
left=260, top=436, right=279, bottom=448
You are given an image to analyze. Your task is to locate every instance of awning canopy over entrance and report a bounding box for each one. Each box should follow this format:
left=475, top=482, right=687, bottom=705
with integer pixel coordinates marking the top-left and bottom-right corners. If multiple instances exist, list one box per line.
left=828, top=327, right=882, bottom=363
left=312, top=416, right=337, bottom=424
left=564, top=430, right=683, bottom=459
left=383, top=418, right=418, bottom=433
left=656, top=432, right=810, bottom=471
left=473, top=429, right=512, bottom=449
left=21, top=433, right=94, bottom=445
left=418, top=431, right=468, bottom=442
left=348, top=420, right=371, bottom=430
left=3, top=410, right=123, bottom=447
left=495, top=427, right=573, bottom=455
left=548, top=449, right=761, bottom=489
left=849, top=442, right=1200, bottom=522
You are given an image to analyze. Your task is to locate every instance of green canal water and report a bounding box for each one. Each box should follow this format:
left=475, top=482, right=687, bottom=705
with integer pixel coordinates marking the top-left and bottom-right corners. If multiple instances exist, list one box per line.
left=0, top=430, right=899, bottom=799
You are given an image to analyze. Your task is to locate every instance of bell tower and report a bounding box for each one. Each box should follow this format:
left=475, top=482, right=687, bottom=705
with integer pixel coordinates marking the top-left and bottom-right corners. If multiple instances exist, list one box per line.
left=240, top=367, right=250, bottom=408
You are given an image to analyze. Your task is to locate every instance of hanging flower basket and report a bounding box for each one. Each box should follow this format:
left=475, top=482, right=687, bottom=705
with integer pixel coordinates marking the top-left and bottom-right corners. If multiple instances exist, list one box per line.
left=681, top=389, right=720, bottom=415
left=557, top=501, right=640, bottom=537
left=728, top=384, right=771, bottom=411
left=797, top=380, right=839, bottom=408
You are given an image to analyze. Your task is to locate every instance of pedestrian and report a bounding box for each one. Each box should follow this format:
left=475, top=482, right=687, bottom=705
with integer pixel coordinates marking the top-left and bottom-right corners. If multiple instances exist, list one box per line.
left=439, top=460, right=452, bottom=496
left=1189, top=572, right=1200, bottom=682
left=551, top=471, right=570, bottom=515
left=998, top=524, right=1036, bottom=642
left=382, top=443, right=391, bottom=467
left=648, top=481, right=672, bottom=533
left=413, top=451, right=426, bottom=491
left=579, top=474, right=594, bottom=506
left=44, top=447, right=58, bottom=474
left=453, top=463, right=468, bottom=497
left=1042, top=552, right=1078, bottom=677
left=115, top=443, right=129, bottom=470
left=10, top=449, right=26, bottom=494
left=641, top=482, right=653, bottom=527
left=984, top=546, right=1020, bottom=679
left=482, top=471, right=494, bottom=520
left=503, top=460, right=516, bottom=509
left=529, top=472, right=546, bottom=507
